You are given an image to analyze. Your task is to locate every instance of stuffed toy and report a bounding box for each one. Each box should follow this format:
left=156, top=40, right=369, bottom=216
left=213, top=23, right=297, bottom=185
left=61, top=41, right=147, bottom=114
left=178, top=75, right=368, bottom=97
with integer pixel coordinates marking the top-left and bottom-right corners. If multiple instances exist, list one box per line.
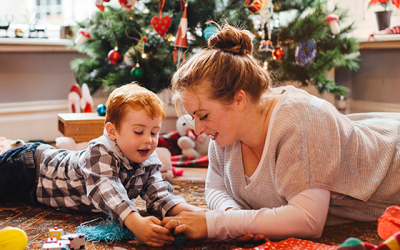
left=176, top=114, right=210, bottom=158
left=155, top=147, right=174, bottom=180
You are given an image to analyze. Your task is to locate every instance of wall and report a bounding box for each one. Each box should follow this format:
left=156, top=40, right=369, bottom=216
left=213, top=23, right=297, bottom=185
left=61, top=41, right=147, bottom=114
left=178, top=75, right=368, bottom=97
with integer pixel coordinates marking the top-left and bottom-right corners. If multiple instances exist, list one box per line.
left=335, top=41, right=400, bottom=113
left=0, top=40, right=177, bottom=142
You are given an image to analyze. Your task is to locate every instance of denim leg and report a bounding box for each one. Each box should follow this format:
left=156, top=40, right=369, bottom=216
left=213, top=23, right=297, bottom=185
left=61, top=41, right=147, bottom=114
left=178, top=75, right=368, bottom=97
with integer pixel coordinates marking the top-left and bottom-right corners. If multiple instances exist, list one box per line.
left=0, top=142, right=41, bottom=204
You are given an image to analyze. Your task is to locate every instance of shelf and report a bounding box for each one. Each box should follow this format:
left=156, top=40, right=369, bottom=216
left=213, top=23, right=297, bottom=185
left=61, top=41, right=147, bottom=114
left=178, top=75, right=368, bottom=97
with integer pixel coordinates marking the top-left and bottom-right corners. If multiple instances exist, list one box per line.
left=0, top=38, right=75, bottom=52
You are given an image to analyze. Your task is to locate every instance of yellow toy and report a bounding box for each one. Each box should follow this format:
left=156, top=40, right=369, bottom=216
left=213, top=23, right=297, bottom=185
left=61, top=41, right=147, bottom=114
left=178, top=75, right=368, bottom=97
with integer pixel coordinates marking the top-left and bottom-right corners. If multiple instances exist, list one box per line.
left=0, top=227, right=28, bottom=250
left=49, top=227, right=64, bottom=240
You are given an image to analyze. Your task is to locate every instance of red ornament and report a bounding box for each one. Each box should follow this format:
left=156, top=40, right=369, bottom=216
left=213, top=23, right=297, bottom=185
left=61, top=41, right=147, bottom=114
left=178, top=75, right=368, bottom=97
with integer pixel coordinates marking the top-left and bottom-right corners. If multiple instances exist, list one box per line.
left=142, top=36, right=148, bottom=42
left=108, top=49, right=123, bottom=65
left=272, top=45, right=285, bottom=60
left=118, top=0, right=136, bottom=9
left=243, top=0, right=263, bottom=14
left=96, top=0, right=105, bottom=12
left=151, top=16, right=171, bottom=38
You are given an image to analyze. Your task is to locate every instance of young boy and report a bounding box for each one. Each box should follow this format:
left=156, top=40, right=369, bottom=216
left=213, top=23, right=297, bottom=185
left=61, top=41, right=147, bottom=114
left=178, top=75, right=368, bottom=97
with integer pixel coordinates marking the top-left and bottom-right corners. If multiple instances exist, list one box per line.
left=0, top=83, right=201, bottom=247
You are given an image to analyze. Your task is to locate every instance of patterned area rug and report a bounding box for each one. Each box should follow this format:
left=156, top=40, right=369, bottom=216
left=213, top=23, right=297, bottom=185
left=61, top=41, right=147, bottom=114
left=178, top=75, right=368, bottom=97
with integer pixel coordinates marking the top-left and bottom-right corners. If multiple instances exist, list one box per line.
left=0, top=180, right=384, bottom=250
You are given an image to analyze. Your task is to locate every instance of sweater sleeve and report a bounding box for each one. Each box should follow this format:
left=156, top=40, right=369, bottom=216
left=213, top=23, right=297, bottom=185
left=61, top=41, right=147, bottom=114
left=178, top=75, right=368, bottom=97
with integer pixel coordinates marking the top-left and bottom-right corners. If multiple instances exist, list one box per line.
left=205, top=165, right=243, bottom=211
left=205, top=188, right=330, bottom=240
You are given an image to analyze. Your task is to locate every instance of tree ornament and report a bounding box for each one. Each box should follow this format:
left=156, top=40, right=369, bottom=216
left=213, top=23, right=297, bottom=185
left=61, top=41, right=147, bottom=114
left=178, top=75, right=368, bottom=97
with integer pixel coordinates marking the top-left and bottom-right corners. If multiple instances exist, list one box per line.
left=203, top=25, right=219, bottom=40
left=118, top=0, right=137, bottom=9
left=272, top=45, right=284, bottom=60
left=95, top=0, right=105, bottom=12
left=135, top=36, right=147, bottom=55
left=259, top=0, right=273, bottom=19
left=103, top=0, right=110, bottom=2
left=243, top=0, right=263, bottom=14
left=75, top=28, right=91, bottom=45
left=130, top=63, right=143, bottom=77
left=151, top=0, right=171, bottom=38
left=124, top=47, right=136, bottom=66
left=295, top=39, right=317, bottom=67
left=172, top=49, right=178, bottom=63
left=325, top=14, right=340, bottom=35
left=97, top=104, right=107, bottom=116
left=179, top=1, right=188, bottom=39
left=108, top=48, right=123, bottom=65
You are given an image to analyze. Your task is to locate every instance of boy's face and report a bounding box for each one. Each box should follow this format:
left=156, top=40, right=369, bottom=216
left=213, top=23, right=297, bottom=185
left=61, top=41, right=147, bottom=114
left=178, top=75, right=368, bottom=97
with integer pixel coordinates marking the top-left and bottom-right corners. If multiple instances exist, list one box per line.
left=106, top=107, right=162, bottom=163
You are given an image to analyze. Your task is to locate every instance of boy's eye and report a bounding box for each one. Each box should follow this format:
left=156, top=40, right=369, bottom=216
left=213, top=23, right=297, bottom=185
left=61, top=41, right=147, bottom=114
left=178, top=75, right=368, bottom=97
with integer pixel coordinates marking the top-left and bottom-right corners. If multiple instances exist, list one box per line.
left=200, top=114, right=208, bottom=121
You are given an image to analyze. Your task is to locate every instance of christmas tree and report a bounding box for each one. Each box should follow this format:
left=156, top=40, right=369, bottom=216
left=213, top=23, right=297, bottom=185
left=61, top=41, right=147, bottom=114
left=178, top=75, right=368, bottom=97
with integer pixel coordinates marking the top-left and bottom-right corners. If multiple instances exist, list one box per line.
left=70, top=0, right=359, bottom=97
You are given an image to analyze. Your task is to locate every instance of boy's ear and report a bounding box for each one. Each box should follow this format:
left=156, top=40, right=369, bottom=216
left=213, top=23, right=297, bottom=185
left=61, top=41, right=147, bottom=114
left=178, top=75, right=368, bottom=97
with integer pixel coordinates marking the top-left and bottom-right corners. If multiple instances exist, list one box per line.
left=105, top=122, right=116, bottom=140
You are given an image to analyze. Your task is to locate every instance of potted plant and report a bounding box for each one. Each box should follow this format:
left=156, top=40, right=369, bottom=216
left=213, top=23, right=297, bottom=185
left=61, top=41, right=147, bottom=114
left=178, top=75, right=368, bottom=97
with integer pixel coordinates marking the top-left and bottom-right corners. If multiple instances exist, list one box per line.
left=368, top=0, right=400, bottom=30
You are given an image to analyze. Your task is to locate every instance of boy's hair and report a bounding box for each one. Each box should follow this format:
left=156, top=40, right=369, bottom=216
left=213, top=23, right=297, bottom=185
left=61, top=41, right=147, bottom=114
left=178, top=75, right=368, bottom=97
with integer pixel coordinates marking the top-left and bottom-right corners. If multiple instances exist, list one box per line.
left=105, top=83, right=166, bottom=132
left=171, top=21, right=271, bottom=117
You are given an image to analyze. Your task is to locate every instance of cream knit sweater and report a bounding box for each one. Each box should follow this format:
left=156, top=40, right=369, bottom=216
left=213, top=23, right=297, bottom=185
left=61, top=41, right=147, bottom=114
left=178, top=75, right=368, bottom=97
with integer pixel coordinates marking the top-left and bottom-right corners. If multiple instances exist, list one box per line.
left=205, top=85, right=400, bottom=234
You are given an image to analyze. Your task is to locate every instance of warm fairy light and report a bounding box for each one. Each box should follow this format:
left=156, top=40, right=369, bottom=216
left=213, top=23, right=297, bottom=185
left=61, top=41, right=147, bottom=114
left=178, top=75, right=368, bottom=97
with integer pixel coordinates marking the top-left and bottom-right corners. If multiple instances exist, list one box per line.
left=144, top=9, right=150, bottom=14
left=263, top=61, right=268, bottom=70
left=142, top=53, right=147, bottom=58
left=145, top=29, right=150, bottom=33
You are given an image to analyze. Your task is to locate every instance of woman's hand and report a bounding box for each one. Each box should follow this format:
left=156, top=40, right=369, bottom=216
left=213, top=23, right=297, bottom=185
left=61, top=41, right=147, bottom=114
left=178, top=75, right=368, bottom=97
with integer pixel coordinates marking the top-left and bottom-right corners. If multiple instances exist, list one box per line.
left=124, top=212, right=174, bottom=247
left=161, top=211, right=208, bottom=240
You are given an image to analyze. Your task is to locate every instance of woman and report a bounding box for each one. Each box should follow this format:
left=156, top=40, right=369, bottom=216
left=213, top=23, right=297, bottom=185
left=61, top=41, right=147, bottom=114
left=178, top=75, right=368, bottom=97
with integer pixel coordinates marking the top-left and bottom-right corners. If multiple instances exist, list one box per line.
left=161, top=21, right=400, bottom=241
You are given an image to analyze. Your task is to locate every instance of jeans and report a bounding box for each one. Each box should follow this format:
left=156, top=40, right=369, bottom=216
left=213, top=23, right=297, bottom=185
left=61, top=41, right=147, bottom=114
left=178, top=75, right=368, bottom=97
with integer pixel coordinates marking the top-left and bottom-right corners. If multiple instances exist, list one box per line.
left=0, top=142, right=41, bottom=204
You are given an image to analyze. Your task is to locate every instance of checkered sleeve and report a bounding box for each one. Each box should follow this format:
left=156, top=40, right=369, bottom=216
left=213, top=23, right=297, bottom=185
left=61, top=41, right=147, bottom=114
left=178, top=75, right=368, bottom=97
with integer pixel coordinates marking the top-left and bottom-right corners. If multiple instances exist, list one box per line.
left=140, top=165, right=187, bottom=217
left=82, top=145, right=138, bottom=227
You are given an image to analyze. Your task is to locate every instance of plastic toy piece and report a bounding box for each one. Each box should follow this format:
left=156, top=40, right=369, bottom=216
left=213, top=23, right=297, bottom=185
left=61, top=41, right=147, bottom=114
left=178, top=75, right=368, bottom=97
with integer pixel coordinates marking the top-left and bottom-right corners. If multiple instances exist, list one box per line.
left=174, top=235, right=187, bottom=245
left=0, top=227, right=28, bottom=250
left=49, top=227, right=65, bottom=240
left=61, top=233, right=86, bottom=250
left=42, top=241, right=70, bottom=250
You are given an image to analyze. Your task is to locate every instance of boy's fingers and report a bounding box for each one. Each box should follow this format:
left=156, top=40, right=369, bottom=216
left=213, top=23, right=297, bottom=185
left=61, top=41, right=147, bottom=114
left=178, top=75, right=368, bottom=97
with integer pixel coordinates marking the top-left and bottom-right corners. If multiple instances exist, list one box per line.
left=150, top=216, right=162, bottom=225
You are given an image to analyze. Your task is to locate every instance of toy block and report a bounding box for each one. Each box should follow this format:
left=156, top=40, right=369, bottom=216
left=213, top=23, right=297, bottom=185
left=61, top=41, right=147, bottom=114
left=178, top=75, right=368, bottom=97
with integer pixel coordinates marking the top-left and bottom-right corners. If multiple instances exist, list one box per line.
left=49, top=227, right=64, bottom=240
left=61, top=233, right=85, bottom=250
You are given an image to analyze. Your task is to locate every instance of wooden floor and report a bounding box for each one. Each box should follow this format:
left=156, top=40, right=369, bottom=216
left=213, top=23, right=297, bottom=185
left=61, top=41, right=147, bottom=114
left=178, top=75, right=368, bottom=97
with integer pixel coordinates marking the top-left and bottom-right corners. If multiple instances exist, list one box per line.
left=172, top=167, right=208, bottom=181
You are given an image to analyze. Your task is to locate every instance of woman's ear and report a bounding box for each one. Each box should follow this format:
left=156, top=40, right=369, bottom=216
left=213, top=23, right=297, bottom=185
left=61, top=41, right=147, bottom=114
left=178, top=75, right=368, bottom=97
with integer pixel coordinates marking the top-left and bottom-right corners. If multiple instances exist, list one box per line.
left=105, top=122, right=116, bottom=140
left=234, top=90, right=247, bottom=111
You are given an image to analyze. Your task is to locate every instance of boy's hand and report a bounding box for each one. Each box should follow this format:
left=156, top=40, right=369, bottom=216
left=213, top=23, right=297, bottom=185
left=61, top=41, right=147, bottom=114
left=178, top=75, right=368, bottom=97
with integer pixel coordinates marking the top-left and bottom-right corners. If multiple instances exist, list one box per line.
left=124, top=211, right=174, bottom=247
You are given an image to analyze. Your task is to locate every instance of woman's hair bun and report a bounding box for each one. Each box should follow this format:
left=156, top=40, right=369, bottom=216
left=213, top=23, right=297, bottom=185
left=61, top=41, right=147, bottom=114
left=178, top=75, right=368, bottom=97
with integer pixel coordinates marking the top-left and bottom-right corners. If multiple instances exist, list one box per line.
left=207, top=21, right=253, bottom=55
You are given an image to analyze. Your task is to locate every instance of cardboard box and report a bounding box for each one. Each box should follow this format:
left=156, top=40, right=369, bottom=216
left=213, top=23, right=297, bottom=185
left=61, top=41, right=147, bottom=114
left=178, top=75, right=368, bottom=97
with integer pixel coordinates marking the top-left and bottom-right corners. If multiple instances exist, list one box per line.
left=58, top=113, right=105, bottom=142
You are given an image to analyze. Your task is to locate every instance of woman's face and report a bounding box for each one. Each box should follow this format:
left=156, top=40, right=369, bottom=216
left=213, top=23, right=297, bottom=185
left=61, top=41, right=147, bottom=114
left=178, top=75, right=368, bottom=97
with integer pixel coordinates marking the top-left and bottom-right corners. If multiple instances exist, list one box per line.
left=180, top=89, right=240, bottom=147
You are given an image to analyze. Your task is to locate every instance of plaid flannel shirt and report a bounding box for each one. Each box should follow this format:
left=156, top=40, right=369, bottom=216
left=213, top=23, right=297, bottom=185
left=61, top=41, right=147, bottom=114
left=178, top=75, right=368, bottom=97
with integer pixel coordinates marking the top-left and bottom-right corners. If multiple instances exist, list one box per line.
left=34, top=131, right=187, bottom=227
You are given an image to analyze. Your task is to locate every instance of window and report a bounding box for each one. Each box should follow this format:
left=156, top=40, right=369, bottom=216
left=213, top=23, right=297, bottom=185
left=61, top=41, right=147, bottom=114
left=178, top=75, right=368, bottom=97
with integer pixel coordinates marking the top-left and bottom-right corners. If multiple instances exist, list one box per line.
left=35, top=0, right=62, bottom=21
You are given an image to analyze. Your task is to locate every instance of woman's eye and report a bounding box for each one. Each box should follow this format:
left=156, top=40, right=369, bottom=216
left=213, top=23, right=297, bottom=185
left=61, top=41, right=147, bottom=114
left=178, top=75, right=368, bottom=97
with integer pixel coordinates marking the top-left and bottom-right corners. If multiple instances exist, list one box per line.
left=134, top=132, right=143, bottom=135
left=200, top=114, right=208, bottom=120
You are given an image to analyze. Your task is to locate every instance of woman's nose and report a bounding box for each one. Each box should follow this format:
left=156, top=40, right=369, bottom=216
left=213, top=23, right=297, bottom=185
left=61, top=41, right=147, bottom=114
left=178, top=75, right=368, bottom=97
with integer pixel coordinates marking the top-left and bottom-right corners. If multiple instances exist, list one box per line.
left=194, top=120, right=205, bottom=136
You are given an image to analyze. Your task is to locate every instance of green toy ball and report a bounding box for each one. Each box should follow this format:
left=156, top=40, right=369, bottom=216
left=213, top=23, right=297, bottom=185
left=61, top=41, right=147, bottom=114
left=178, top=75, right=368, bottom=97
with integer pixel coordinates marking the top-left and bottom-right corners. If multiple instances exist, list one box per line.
left=97, top=104, right=106, bottom=116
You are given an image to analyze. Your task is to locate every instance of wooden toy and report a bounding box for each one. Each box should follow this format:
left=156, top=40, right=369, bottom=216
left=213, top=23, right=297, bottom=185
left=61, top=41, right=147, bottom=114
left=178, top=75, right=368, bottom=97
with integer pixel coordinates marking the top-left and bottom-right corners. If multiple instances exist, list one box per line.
left=61, top=233, right=86, bottom=250
left=41, top=241, right=70, bottom=250
left=49, top=227, right=64, bottom=240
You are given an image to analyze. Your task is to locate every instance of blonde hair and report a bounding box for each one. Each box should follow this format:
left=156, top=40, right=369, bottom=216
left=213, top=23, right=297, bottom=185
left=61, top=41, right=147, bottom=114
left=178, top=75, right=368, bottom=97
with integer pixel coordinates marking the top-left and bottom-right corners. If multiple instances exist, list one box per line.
left=171, top=21, right=272, bottom=116
left=105, top=83, right=166, bottom=132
